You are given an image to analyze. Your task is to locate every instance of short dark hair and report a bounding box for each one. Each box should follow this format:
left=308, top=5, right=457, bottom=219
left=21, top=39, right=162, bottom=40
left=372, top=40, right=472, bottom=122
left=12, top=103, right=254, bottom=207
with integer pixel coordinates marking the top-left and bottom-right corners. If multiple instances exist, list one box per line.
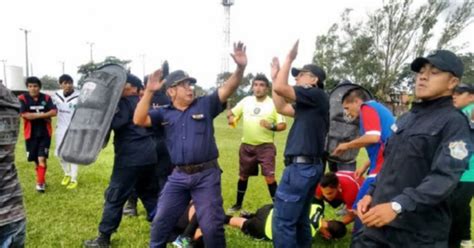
left=327, top=220, right=347, bottom=239
left=25, top=76, right=42, bottom=88
left=59, top=74, right=73, bottom=84
left=342, top=88, right=369, bottom=103
left=320, top=172, right=339, bottom=188
left=252, top=73, right=270, bottom=87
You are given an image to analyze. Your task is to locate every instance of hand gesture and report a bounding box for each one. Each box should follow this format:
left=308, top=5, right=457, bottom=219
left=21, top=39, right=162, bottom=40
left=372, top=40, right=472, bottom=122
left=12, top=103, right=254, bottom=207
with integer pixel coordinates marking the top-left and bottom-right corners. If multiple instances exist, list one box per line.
left=319, top=220, right=332, bottom=239
left=146, top=69, right=165, bottom=92
left=260, top=119, right=271, bottom=129
left=356, top=195, right=372, bottom=217
left=287, top=40, right=299, bottom=61
left=270, top=57, right=280, bottom=81
left=360, top=202, right=397, bottom=228
left=230, top=41, right=247, bottom=69
left=332, top=143, right=349, bottom=157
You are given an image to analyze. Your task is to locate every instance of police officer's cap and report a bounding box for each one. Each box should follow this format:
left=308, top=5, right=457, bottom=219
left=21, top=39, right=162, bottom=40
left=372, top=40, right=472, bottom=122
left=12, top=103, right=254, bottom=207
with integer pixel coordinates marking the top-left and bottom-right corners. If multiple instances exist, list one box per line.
left=126, top=73, right=144, bottom=90
left=411, top=50, right=464, bottom=78
left=454, top=83, right=474, bottom=94
left=164, top=70, right=197, bottom=88
left=291, top=64, right=326, bottom=84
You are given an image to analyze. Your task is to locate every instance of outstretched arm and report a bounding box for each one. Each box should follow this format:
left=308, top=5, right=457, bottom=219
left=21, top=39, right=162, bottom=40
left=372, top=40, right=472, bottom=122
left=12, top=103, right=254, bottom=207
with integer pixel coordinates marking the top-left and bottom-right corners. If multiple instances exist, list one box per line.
left=218, top=42, right=247, bottom=103
left=271, top=55, right=295, bottom=117
left=273, top=41, right=298, bottom=102
left=134, top=69, right=165, bottom=127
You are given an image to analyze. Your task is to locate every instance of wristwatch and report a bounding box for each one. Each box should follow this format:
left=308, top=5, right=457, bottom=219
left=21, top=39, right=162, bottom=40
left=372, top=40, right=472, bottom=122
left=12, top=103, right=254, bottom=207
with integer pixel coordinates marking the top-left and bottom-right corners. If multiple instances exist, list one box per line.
left=391, top=201, right=402, bottom=214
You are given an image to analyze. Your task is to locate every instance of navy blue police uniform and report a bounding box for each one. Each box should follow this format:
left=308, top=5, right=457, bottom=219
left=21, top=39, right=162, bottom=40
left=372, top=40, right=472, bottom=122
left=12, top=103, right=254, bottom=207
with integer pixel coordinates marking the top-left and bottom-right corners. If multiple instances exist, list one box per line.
left=272, top=82, right=330, bottom=248
left=97, top=95, right=158, bottom=235
left=149, top=74, right=226, bottom=248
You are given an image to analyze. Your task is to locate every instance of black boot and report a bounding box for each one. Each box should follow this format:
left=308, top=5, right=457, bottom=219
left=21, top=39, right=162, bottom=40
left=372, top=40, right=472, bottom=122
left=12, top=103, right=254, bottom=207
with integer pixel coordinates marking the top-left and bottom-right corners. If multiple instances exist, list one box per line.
left=84, top=233, right=111, bottom=248
left=123, top=196, right=138, bottom=217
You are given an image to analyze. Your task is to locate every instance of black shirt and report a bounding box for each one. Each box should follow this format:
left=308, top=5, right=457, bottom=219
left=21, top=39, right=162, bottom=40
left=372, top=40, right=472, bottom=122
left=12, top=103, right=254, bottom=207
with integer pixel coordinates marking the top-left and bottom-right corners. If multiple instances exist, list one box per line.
left=368, top=96, right=471, bottom=240
left=284, top=86, right=329, bottom=157
left=111, top=95, right=157, bottom=167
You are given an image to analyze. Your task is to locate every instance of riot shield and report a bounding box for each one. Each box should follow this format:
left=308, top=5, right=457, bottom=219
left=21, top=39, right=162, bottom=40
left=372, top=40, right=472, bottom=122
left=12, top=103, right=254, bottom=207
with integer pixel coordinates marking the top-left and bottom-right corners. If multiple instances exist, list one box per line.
left=58, top=64, right=127, bottom=165
left=325, top=81, right=373, bottom=163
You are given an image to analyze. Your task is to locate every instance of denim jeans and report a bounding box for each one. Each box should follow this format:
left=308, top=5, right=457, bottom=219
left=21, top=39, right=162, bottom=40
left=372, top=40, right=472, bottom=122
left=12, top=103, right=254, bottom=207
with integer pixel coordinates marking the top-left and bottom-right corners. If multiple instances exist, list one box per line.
left=272, top=163, right=323, bottom=248
left=0, top=219, right=26, bottom=248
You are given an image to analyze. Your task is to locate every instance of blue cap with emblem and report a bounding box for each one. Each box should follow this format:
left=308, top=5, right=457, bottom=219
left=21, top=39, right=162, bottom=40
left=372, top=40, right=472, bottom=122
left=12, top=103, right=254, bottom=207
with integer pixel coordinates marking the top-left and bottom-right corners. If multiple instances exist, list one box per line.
left=164, top=70, right=197, bottom=89
left=411, top=50, right=464, bottom=78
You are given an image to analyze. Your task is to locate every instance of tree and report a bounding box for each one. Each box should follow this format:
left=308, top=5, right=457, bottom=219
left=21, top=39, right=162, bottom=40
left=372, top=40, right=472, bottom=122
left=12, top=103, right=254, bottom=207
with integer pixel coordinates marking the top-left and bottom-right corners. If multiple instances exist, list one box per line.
left=460, top=52, right=474, bottom=84
left=40, top=75, right=59, bottom=90
left=215, top=72, right=255, bottom=108
left=313, top=0, right=473, bottom=98
left=77, top=56, right=131, bottom=87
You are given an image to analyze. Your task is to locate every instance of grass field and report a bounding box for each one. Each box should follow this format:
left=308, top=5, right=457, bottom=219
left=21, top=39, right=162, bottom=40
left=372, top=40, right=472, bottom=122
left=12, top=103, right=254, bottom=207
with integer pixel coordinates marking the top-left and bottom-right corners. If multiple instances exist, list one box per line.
left=14, top=114, right=472, bottom=247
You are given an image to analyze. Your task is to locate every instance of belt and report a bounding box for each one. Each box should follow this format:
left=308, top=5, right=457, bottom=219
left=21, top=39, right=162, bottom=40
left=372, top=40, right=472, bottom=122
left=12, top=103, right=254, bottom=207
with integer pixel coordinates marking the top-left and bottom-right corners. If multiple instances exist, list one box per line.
left=175, top=160, right=217, bottom=174
left=284, top=156, right=321, bottom=166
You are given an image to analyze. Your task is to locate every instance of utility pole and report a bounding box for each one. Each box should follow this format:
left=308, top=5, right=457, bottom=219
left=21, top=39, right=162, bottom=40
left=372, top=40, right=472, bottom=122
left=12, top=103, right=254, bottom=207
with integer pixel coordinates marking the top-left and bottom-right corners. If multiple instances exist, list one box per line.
left=0, top=59, right=6, bottom=86
left=19, top=28, right=31, bottom=77
left=86, top=42, right=95, bottom=62
left=59, top=61, right=65, bottom=74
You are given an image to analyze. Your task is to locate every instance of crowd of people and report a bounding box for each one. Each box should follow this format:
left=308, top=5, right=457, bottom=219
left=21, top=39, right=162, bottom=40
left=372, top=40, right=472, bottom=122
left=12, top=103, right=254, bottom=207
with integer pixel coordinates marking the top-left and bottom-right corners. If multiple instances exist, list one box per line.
left=0, top=41, right=473, bottom=248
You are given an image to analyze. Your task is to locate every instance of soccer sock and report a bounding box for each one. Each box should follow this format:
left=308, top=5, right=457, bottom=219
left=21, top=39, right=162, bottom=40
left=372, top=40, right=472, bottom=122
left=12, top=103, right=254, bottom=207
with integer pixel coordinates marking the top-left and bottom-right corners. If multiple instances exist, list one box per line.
left=236, top=179, right=248, bottom=206
left=35, top=165, right=39, bottom=184
left=268, top=182, right=278, bottom=202
left=70, top=163, right=78, bottom=182
left=182, top=214, right=199, bottom=238
left=37, top=164, right=47, bottom=184
left=60, top=160, right=70, bottom=176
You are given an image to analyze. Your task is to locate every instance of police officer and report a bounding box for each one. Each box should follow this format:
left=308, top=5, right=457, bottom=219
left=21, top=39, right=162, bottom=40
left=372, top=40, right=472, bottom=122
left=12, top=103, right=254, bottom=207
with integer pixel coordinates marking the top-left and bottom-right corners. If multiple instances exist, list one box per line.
left=270, top=41, right=329, bottom=247
left=84, top=74, right=158, bottom=248
left=352, top=50, right=470, bottom=247
left=134, top=42, right=247, bottom=248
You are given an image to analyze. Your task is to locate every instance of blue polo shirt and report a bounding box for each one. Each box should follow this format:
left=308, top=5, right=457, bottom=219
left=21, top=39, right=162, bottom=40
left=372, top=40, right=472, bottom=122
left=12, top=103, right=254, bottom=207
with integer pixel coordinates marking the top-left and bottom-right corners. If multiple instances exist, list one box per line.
left=148, top=90, right=225, bottom=165
left=111, top=95, right=157, bottom=167
left=284, top=86, right=329, bottom=157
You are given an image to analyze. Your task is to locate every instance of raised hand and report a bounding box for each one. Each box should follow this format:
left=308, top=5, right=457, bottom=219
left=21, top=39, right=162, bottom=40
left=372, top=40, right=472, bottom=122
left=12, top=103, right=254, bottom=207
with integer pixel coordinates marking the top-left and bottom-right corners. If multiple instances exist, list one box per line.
left=146, top=69, right=165, bottom=92
left=230, top=41, right=247, bottom=69
left=287, top=40, right=299, bottom=61
left=270, top=57, right=280, bottom=81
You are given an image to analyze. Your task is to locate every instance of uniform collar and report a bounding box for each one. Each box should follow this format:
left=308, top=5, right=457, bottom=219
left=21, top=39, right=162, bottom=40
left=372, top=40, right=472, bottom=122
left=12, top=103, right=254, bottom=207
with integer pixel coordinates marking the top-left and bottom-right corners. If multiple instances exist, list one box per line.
left=412, top=96, right=453, bottom=112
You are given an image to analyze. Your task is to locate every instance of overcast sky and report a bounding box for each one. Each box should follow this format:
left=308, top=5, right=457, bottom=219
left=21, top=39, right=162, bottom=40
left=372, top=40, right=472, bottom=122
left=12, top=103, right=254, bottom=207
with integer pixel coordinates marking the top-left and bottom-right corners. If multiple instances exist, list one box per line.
left=0, top=0, right=472, bottom=89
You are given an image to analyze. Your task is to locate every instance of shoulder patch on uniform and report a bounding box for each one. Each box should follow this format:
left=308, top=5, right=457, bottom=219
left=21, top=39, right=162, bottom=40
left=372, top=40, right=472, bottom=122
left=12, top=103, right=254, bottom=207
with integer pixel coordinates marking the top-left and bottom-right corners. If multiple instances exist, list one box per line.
left=391, top=123, right=398, bottom=132
left=449, top=141, right=468, bottom=160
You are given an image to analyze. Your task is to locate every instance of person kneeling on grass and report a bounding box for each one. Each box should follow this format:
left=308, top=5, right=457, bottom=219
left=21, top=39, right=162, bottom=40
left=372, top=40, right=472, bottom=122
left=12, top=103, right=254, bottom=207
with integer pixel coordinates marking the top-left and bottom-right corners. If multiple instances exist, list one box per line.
left=172, top=200, right=347, bottom=248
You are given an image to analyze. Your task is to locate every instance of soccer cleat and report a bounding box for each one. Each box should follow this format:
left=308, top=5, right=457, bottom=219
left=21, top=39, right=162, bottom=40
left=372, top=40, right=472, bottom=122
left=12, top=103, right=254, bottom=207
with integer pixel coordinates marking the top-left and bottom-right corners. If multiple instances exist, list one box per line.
left=123, top=200, right=138, bottom=217
left=61, top=175, right=71, bottom=186
left=227, top=204, right=242, bottom=214
left=83, top=233, right=111, bottom=248
left=35, top=183, right=45, bottom=193
left=66, top=181, right=78, bottom=190
left=172, top=235, right=192, bottom=248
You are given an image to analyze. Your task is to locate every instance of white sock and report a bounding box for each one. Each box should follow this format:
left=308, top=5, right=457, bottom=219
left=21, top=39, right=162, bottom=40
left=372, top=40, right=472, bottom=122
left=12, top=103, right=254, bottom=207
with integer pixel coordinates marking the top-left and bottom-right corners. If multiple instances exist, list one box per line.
left=70, top=163, right=78, bottom=182
left=60, top=159, right=70, bottom=176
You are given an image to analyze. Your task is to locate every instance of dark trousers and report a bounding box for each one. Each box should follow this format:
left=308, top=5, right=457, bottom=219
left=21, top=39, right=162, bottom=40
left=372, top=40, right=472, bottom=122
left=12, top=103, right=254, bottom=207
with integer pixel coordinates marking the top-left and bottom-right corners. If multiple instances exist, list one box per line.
left=150, top=162, right=225, bottom=248
left=351, top=226, right=448, bottom=248
left=98, top=164, right=157, bottom=235
left=272, top=163, right=323, bottom=248
left=449, top=182, right=474, bottom=248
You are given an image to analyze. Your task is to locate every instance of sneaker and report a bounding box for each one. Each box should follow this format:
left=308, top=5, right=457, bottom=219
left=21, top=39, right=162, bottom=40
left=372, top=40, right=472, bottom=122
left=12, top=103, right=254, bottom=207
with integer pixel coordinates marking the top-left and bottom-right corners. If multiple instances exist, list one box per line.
left=461, top=240, right=473, bottom=248
left=36, top=183, right=45, bottom=193
left=227, top=204, right=242, bottom=214
left=66, top=181, right=78, bottom=190
left=172, top=235, right=192, bottom=248
left=83, top=233, right=110, bottom=248
left=61, top=175, right=71, bottom=186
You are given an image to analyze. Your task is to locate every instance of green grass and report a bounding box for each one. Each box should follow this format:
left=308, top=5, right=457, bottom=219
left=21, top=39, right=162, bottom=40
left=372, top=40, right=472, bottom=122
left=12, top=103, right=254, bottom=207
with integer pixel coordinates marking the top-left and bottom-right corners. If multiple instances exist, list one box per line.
left=14, top=114, right=471, bottom=247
